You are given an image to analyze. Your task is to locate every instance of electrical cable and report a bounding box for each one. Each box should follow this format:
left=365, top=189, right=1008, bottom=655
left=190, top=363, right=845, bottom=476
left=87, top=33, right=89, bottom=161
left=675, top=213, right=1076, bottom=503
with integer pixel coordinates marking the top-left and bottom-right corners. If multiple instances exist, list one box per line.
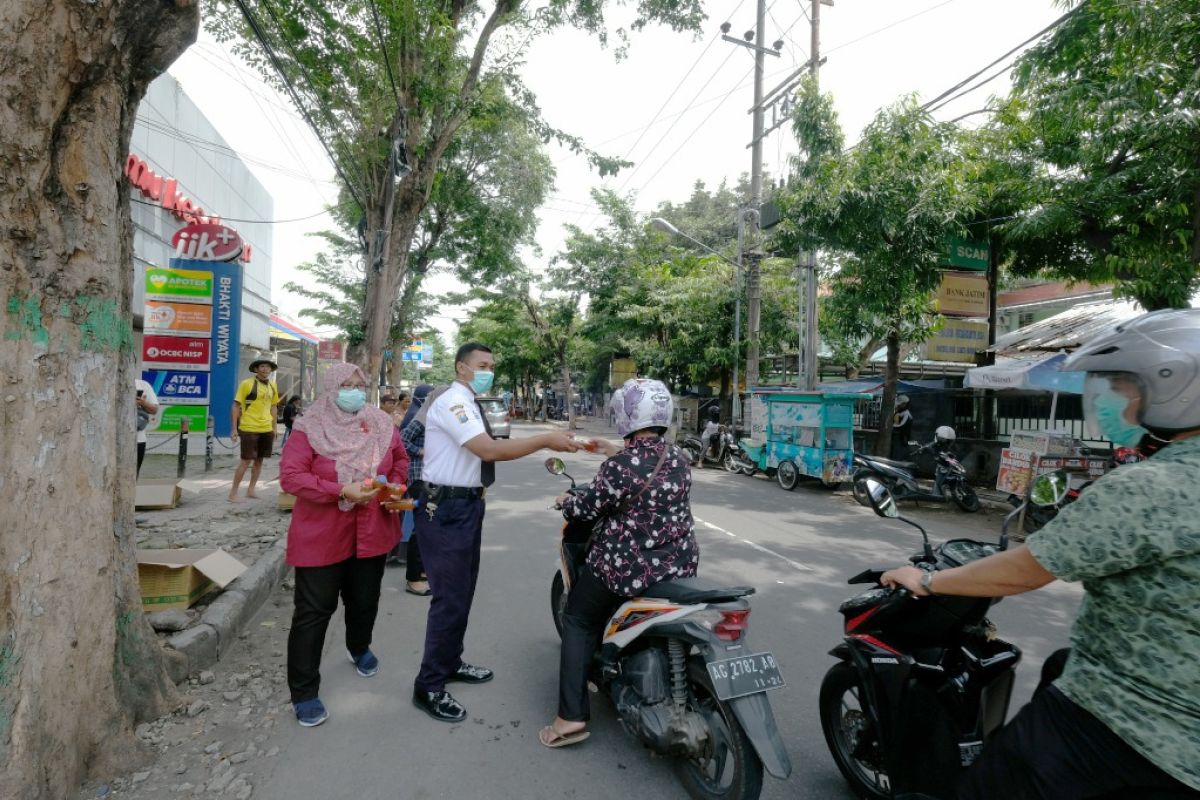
left=368, top=0, right=402, bottom=107
left=926, top=63, right=1012, bottom=115
left=825, top=0, right=960, bottom=56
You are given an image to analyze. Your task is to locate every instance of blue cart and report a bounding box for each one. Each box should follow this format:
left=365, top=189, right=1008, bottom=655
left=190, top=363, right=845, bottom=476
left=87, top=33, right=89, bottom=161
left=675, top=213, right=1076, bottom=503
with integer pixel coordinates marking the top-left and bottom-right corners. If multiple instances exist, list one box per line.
left=740, top=390, right=872, bottom=491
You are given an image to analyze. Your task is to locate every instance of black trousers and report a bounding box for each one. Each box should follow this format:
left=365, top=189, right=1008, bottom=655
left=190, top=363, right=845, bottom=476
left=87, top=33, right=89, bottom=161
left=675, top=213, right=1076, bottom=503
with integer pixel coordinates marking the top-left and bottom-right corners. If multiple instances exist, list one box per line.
left=558, top=567, right=623, bottom=722
left=287, top=554, right=387, bottom=703
left=136, top=442, right=146, bottom=477
left=405, top=532, right=426, bottom=582
left=414, top=496, right=485, bottom=693
left=956, top=686, right=1198, bottom=800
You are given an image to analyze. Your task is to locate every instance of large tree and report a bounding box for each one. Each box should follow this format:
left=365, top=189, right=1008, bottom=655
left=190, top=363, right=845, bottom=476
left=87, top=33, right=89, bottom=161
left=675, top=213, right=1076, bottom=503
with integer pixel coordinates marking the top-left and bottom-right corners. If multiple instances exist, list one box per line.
left=0, top=2, right=198, bottom=796
left=208, top=0, right=705, bottom=387
left=997, top=0, right=1200, bottom=309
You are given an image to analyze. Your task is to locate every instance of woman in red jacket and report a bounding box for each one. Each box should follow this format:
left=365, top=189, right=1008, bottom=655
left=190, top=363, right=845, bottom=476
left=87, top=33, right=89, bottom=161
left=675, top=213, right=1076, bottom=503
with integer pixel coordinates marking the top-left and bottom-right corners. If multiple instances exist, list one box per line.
left=280, top=363, right=409, bottom=728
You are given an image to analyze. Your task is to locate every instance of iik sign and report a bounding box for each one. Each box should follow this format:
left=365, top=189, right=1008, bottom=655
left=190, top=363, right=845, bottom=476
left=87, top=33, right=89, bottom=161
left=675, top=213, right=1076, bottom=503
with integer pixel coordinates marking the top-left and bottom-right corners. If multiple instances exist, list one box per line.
left=171, top=223, right=244, bottom=262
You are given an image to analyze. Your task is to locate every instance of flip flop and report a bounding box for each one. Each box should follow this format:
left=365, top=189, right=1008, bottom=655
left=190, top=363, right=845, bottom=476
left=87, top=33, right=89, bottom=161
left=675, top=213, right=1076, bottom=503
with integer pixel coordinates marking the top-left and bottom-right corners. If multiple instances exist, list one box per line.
left=539, top=725, right=589, bottom=749
left=405, top=581, right=432, bottom=596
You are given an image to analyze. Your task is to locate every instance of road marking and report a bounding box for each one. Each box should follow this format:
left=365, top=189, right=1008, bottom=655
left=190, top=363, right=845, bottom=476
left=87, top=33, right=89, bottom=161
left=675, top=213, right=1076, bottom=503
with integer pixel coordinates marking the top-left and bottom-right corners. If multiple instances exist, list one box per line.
left=695, top=516, right=814, bottom=572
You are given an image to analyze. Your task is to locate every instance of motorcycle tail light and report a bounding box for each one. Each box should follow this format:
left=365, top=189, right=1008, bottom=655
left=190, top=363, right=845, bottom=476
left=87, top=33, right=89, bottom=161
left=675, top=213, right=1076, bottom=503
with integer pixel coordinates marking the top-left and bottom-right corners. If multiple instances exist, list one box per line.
left=714, top=610, right=750, bottom=641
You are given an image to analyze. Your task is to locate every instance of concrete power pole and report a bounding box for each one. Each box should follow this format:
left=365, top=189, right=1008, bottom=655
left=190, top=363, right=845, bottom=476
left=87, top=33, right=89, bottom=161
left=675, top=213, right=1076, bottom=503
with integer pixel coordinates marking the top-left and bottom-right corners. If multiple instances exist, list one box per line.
left=744, top=0, right=768, bottom=390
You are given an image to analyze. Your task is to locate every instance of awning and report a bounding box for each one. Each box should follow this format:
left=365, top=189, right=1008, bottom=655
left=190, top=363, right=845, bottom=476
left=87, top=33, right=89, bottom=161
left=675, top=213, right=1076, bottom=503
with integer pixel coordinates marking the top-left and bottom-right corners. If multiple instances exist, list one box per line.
left=992, top=300, right=1142, bottom=354
left=269, top=314, right=320, bottom=344
left=818, top=378, right=947, bottom=395
left=964, top=352, right=1085, bottom=394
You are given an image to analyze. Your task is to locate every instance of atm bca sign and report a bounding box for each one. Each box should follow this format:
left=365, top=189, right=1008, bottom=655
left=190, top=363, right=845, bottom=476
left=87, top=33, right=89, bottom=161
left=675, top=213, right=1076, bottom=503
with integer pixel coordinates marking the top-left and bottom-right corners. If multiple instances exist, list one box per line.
left=170, top=223, right=245, bottom=262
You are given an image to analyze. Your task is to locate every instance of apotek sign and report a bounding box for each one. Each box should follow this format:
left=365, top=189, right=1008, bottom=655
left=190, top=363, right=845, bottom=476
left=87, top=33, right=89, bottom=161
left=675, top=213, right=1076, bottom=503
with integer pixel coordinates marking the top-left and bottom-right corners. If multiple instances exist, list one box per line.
left=145, top=267, right=213, bottom=303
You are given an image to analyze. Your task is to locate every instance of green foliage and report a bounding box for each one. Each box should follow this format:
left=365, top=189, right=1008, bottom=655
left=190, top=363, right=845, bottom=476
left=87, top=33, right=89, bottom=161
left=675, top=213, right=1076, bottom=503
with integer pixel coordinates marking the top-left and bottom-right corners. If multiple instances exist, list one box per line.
left=996, top=0, right=1200, bottom=309
left=284, top=231, right=366, bottom=345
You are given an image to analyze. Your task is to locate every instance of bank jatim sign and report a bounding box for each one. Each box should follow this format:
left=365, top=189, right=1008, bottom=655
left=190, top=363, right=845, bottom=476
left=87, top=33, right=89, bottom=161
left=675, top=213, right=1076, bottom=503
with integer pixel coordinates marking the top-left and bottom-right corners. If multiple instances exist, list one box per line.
left=171, top=223, right=244, bottom=262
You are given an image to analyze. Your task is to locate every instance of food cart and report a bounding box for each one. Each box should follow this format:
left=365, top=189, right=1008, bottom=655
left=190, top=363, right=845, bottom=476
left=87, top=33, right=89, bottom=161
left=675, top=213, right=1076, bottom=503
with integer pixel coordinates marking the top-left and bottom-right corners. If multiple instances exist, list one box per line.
left=739, top=389, right=872, bottom=491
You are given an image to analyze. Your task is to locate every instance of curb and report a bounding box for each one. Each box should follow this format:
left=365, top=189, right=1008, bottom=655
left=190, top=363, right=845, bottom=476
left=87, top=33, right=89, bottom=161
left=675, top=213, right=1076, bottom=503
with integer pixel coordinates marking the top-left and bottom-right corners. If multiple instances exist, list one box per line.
left=162, top=538, right=289, bottom=683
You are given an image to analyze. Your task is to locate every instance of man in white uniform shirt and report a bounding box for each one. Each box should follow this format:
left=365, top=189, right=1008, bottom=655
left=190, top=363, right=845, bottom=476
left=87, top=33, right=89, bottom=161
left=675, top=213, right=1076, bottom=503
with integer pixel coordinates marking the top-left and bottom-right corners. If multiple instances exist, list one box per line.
left=135, top=377, right=160, bottom=477
left=411, top=342, right=579, bottom=723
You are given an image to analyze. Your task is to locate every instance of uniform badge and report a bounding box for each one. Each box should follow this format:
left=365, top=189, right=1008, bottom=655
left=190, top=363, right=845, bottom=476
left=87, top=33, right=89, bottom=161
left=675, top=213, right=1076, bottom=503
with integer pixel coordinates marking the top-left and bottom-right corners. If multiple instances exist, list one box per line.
left=450, top=403, right=469, bottom=424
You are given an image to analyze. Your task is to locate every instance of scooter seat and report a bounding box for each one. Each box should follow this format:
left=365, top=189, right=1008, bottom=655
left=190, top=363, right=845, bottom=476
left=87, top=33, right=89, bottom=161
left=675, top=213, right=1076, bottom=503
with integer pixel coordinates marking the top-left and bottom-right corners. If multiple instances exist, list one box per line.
left=860, top=456, right=916, bottom=470
left=641, top=576, right=755, bottom=604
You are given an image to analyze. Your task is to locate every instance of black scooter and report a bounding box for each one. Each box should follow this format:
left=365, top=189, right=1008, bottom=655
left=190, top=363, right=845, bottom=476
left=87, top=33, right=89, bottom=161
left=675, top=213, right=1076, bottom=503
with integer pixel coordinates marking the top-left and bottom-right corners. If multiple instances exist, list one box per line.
left=853, top=439, right=980, bottom=513
left=819, top=472, right=1068, bottom=799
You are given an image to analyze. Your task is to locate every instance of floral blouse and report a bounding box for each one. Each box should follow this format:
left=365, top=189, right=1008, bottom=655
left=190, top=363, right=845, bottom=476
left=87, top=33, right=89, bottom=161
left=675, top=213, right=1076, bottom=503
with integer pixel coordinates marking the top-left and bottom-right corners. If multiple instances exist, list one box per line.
left=562, top=436, right=699, bottom=597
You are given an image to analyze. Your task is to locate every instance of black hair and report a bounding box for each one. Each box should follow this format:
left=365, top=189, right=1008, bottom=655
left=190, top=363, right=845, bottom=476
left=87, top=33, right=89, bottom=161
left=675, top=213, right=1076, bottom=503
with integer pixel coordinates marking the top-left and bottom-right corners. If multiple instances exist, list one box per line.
left=455, top=342, right=492, bottom=365
left=398, top=391, right=410, bottom=401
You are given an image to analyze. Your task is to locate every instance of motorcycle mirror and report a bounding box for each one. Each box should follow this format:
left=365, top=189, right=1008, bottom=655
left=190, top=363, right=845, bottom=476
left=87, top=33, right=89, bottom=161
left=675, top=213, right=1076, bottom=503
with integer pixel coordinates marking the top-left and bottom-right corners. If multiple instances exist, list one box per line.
left=862, top=478, right=899, bottom=519
left=1030, top=470, right=1069, bottom=507
left=544, top=457, right=566, bottom=476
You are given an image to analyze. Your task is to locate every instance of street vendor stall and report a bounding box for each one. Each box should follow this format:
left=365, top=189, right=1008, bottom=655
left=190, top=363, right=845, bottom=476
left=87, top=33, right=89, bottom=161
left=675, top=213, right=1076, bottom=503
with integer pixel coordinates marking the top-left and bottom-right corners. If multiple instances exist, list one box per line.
left=740, top=389, right=872, bottom=491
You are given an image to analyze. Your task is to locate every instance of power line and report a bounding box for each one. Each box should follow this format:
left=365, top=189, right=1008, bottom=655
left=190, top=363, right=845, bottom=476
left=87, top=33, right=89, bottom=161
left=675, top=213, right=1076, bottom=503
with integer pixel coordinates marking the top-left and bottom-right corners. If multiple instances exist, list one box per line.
left=138, top=118, right=336, bottom=184
left=926, top=63, right=1013, bottom=115
left=825, top=0, right=960, bottom=56
left=920, top=7, right=1078, bottom=112
left=131, top=197, right=349, bottom=224
left=368, top=0, right=402, bottom=107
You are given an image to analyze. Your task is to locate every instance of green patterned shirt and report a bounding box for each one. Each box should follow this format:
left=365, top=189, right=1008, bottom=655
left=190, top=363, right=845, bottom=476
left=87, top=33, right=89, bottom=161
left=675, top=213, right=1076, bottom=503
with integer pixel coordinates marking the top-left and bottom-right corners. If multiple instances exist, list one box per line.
left=1027, top=437, right=1200, bottom=790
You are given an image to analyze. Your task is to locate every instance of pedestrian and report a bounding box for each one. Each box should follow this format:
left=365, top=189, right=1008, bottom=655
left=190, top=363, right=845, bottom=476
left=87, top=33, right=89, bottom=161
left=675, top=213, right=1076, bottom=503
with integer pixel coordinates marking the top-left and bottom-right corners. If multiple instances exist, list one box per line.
left=390, top=383, right=441, bottom=592
left=540, top=378, right=698, bottom=748
left=279, top=362, right=409, bottom=728
left=397, top=390, right=411, bottom=417
left=891, top=394, right=913, bottom=460
left=135, top=378, right=160, bottom=478
left=281, top=394, right=301, bottom=449
left=229, top=359, right=281, bottom=502
left=411, top=342, right=579, bottom=723
left=380, top=392, right=398, bottom=417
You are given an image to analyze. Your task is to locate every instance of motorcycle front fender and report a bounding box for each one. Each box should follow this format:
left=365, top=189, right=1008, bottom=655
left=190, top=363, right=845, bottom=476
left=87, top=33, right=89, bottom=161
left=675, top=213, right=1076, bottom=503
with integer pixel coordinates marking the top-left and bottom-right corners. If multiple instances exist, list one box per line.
left=728, top=691, right=792, bottom=779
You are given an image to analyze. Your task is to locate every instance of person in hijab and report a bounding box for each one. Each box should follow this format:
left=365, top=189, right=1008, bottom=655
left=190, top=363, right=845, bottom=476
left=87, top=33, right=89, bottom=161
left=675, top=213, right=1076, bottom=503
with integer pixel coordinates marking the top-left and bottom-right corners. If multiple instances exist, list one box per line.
left=279, top=363, right=410, bottom=728
left=391, top=383, right=440, bottom=593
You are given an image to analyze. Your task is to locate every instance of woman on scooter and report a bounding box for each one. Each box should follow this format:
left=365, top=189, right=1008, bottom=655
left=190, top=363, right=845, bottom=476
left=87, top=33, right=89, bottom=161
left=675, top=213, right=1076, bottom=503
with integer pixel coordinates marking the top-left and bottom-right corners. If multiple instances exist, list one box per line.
left=540, top=378, right=699, bottom=748
left=881, top=309, right=1200, bottom=799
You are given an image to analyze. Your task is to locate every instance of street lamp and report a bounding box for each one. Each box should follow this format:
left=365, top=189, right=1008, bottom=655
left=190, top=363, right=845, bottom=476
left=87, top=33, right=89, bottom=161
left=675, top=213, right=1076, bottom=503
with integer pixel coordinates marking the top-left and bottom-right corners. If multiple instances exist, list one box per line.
left=650, top=216, right=746, bottom=429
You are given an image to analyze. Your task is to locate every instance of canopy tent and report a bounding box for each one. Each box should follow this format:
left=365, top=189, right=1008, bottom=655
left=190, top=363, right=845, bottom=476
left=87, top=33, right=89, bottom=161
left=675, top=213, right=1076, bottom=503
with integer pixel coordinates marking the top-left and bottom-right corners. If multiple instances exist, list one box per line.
left=964, top=353, right=1085, bottom=394
left=818, top=378, right=946, bottom=395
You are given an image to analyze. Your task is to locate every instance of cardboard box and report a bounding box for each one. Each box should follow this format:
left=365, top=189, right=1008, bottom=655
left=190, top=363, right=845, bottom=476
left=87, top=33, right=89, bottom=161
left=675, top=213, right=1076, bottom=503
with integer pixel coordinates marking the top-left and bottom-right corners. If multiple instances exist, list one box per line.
left=1008, top=430, right=1074, bottom=457
left=136, top=549, right=247, bottom=611
left=278, top=491, right=296, bottom=511
left=135, top=479, right=182, bottom=510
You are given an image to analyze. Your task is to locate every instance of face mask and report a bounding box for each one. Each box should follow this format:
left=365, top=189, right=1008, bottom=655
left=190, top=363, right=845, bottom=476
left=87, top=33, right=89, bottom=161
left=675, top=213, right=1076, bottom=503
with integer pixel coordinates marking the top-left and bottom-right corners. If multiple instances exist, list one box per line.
left=1091, top=385, right=1148, bottom=448
left=335, top=388, right=367, bottom=413
left=468, top=370, right=494, bottom=395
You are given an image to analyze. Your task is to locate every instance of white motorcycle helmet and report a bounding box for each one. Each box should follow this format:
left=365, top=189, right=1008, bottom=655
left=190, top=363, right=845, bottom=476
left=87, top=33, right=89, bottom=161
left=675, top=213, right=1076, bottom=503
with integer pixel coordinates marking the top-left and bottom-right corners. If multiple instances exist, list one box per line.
left=609, top=378, right=674, bottom=438
left=935, top=425, right=956, bottom=445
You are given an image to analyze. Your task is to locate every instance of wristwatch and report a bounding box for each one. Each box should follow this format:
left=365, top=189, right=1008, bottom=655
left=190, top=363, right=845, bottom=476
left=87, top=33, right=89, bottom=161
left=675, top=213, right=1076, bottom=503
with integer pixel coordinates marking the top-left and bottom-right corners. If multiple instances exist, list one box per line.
left=920, top=570, right=936, bottom=594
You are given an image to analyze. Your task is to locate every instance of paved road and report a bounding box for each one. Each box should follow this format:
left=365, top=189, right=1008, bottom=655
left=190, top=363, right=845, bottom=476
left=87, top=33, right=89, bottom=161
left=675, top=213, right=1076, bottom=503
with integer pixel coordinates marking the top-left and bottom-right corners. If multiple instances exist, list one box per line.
left=254, top=428, right=1082, bottom=800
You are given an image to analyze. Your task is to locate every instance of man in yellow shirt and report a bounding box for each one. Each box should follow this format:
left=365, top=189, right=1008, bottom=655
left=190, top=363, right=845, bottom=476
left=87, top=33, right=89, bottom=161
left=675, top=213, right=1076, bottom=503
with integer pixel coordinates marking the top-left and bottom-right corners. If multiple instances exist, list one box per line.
left=229, top=358, right=280, bottom=502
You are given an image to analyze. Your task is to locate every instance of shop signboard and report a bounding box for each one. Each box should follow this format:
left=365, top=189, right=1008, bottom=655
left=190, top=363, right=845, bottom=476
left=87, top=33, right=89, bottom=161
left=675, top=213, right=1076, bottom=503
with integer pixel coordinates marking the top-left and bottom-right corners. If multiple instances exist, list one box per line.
left=922, top=319, right=989, bottom=363
left=144, top=300, right=213, bottom=337
left=141, top=370, right=210, bottom=405
left=142, top=335, right=210, bottom=371
left=170, top=223, right=244, bottom=263
left=318, top=340, right=344, bottom=361
left=154, top=404, right=209, bottom=434
left=144, top=266, right=213, bottom=304
left=174, top=257, right=243, bottom=437
left=942, top=236, right=989, bottom=271
left=936, top=271, right=989, bottom=317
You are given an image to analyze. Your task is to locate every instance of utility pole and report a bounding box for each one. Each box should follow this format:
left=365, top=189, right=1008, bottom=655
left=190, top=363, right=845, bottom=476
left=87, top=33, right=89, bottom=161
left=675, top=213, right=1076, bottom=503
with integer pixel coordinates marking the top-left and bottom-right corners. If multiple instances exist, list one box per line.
left=802, top=0, right=823, bottom=389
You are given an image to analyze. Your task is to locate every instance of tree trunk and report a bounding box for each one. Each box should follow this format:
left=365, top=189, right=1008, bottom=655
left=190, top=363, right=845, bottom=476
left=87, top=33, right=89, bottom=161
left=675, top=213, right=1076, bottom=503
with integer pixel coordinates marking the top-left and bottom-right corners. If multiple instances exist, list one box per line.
left=875, top=330, right=902, bottom=457
left=0, top=3, right=197, bottom=796
left=560, top=351, right=576, bottom=431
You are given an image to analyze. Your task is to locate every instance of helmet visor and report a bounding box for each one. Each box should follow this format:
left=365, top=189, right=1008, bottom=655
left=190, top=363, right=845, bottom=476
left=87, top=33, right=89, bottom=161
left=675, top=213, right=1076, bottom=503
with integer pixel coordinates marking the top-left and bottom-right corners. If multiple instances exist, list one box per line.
left=1082, top=372, right=1147, bottom=443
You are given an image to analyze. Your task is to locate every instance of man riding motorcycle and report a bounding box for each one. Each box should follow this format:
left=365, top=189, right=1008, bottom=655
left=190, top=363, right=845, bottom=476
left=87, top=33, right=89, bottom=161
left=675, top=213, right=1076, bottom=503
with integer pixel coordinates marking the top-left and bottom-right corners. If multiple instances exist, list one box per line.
left=882, top=309, right=1200, bottom=799
left=698, top=407, right=721, bottom=467
left=540, top=378, right=699, bottom=748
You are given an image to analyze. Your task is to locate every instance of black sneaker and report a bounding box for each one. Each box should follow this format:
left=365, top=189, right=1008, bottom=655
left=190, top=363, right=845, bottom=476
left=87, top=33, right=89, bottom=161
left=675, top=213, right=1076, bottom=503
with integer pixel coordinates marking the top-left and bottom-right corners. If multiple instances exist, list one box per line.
left=412, top=689, right=467, bottom=723
left=447, top=662, right=493, bottom=684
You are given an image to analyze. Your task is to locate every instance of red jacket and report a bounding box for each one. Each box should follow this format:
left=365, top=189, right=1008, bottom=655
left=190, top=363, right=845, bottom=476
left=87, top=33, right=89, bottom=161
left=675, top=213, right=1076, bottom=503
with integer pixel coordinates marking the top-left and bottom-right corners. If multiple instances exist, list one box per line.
left=280, top=429, right=410, bottom=567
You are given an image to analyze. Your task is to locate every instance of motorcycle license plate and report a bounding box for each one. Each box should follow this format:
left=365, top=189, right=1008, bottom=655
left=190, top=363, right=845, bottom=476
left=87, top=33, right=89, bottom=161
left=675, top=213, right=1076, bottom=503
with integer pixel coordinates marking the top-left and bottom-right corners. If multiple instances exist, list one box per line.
left=705, top=652, right=785, bottom=700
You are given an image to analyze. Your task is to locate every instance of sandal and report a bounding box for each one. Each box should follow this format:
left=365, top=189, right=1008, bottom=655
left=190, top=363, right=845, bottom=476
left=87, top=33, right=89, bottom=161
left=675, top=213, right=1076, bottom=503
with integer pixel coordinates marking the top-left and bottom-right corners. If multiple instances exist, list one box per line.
left=539, top=724, right=589, bottom=749
left=405, top=580, right=432, bottom=596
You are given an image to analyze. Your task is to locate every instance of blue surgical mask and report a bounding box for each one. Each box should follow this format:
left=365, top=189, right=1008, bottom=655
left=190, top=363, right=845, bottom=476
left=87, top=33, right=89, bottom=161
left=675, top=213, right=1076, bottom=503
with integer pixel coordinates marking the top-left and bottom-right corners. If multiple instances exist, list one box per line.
left=469, top=370, right=494, bottom=396
left=1091, top=385, right=1148, bottom=448
left=335, top=388, right=367, bottom=413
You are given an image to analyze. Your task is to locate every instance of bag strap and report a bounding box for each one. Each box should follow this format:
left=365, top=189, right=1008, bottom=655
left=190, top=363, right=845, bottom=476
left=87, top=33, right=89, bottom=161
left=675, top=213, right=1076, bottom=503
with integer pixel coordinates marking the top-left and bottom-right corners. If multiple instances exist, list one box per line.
left=616, top=441, right=672, bottom=513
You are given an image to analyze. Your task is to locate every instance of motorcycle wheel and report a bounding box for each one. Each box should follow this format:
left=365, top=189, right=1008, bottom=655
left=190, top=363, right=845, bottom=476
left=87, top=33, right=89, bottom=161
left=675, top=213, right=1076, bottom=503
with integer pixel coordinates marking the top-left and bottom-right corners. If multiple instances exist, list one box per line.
left=674, top=661, right=764, bottom=800
left=776, top=460, right=800, bottom=491
left=819, top=662, right=891, bottom=800
left=683, top=444, right=702, bottom=467
left=549, top=572, right=566, bottom=639
left=952, top=484, right=981, bottom=513
left=723, top=452, right=739, bottom=473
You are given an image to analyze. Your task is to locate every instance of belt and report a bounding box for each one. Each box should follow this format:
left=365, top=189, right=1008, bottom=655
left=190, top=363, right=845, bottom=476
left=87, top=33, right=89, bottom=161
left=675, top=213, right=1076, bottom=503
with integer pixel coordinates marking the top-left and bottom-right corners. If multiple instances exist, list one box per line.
left=416, top=482, right=485, bottom=501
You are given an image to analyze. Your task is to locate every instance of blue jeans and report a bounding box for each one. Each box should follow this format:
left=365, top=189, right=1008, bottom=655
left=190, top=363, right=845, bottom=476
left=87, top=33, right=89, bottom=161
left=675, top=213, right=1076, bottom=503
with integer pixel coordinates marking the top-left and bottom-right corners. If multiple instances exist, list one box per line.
left=413, top=496, right=485, bottom=693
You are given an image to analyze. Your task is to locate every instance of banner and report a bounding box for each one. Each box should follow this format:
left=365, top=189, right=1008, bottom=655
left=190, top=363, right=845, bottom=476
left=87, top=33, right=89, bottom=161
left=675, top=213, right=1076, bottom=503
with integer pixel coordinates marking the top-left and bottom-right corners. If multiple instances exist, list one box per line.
left=922, top=319, right=989, bottom=363
left=317, top=340, right=344, bottom=361
left=142, top=335, right=211, bottom=371
left=936, top=271, right=989, bottom=317
left=142, top=370, right=210, bottom=405
left=176, top=257, right=243, bottom=437
left=154, top=404, right=209, bottom=433
left=144, top=300, right=213, bottom=337
left=144, top=266, right=213, bottom=304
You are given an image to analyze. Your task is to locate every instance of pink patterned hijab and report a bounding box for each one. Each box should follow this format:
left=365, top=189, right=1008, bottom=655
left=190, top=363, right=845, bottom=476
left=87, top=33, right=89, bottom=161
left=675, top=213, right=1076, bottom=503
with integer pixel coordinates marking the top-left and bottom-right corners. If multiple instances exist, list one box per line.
left=293, top=363, right=395, bottom=490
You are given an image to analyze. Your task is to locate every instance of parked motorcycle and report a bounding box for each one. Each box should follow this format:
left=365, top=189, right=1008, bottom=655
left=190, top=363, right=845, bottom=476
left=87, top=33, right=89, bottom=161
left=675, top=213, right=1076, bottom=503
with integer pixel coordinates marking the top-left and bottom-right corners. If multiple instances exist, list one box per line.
left=852, top=427, right=980, bottom=512
left=545, top=457, right=792, bottom=800
left=682, top=425, right=741, bottom=473
left=820, top=471, right=1069, bottom=798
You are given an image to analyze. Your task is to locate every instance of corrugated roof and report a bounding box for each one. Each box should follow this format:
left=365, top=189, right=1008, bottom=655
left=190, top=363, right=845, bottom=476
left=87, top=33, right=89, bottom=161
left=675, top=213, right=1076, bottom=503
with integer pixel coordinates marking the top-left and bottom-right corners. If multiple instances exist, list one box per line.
left=991, top=300, right=1142, bottom=354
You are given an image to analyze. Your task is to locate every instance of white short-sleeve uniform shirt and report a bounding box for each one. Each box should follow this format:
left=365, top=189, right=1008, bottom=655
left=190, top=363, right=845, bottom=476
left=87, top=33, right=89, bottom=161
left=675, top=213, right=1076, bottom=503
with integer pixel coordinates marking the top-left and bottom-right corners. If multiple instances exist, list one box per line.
left=136, top=378, right=160, bottom=445
left=422, top=381, right=488, bottom=488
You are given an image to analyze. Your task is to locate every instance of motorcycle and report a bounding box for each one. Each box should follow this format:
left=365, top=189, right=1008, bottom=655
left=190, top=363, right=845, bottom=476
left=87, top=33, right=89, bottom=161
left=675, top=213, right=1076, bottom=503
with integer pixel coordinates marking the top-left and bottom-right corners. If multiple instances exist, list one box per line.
left=821, top=471, right=1069, bottom=799
left=545, top=457, right=792, bottom=800
left=852, top=438, right=980, bottom=513
left=682, top=425, right=742, bottom=473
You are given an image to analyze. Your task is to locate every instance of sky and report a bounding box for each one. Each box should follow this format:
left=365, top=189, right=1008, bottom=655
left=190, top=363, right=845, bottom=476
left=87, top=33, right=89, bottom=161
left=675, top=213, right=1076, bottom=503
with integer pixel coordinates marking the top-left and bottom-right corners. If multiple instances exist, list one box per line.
left=166, top=0, right=1065, bottom=347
